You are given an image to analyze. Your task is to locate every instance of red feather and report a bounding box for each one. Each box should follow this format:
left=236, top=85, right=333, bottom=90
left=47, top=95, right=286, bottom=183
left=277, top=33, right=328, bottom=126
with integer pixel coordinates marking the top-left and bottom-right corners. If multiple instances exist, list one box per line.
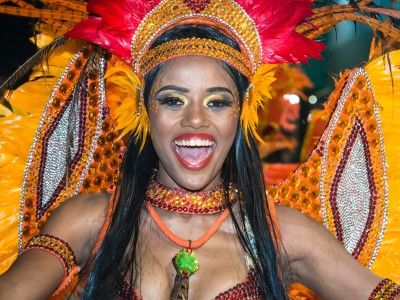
left=67, top=0, right=324, bottom=65
left=66, top=0, right=160, bottom=62
left=236, top=0, right=325, bottom=64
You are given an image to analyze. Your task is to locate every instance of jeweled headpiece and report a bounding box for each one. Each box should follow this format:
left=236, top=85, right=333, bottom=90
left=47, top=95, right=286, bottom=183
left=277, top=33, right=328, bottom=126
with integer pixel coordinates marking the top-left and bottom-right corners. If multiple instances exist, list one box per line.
left=66, top=0, right=324, bottom=146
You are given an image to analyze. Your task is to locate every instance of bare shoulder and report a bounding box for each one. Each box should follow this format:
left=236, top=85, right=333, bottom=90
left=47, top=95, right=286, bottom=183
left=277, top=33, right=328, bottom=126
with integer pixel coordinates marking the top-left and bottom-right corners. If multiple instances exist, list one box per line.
left=275, top=204, right=317, bottom=232
left=42, top=193, right=110, bottom=231
left=274, top=206, right=381, bottom=298
left=40, top=193, right=111, bottom=264
left=275, top=205, right=329, bottom=262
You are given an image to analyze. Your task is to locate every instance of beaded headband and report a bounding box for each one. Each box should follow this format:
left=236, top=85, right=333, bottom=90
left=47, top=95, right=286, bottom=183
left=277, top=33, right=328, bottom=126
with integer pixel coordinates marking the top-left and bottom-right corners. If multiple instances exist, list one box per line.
left=67, top=0, right=325, bottom=147
left=129, top=0, right=263, bottom=75
left=139, top=37, right=252, bottom=79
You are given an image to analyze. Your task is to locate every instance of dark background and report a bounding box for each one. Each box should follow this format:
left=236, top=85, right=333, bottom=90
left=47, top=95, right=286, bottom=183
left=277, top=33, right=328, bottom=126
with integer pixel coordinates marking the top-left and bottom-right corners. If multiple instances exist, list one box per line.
left=0, top=14, right=37, bottom=85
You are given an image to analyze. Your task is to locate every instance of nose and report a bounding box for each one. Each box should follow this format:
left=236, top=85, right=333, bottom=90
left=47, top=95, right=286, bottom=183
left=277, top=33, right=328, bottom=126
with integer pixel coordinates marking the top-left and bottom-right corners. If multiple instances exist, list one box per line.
left=180, top=102, right=210, bottom=129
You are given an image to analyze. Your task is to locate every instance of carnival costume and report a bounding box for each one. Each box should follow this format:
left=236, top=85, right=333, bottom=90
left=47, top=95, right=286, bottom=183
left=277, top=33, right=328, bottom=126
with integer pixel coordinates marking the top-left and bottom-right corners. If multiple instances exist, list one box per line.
left=0, top=0, right=400, bottom=299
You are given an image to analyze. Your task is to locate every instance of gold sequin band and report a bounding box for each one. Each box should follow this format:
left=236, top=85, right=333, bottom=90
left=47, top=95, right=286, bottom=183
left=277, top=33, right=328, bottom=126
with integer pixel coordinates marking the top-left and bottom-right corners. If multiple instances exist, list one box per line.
left=20, top=234, right=78, bottom=278
left=369, top=278, right=400, bottom=300
left=139, top=37, right=252, bottom=79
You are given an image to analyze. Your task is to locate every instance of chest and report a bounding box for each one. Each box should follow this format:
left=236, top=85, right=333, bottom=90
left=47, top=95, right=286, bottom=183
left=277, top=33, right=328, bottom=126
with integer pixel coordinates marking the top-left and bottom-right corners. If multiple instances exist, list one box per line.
left=132, top=215, right=253, bottom=300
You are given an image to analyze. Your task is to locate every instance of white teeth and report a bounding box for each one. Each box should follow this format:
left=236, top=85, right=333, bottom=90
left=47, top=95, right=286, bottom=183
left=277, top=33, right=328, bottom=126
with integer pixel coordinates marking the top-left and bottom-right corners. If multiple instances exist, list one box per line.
left=175, top=139, right=215, bottom=147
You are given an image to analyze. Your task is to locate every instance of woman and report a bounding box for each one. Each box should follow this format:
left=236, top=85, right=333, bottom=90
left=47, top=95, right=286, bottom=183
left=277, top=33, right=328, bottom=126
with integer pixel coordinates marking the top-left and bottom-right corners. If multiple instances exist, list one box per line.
left=0, top=0, right=399, bottom=299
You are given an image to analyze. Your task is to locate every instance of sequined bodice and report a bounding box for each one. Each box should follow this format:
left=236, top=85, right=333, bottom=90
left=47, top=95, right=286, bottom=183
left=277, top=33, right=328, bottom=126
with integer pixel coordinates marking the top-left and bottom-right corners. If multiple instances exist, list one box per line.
left=117, top=268, right=262, bottom=299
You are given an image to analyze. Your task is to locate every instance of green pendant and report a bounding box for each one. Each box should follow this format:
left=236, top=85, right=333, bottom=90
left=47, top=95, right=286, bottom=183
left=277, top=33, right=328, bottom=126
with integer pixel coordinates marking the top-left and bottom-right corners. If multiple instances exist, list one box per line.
left=170, top=248, right=199, bottom=300
left=173, top=248, right=199, bottom=277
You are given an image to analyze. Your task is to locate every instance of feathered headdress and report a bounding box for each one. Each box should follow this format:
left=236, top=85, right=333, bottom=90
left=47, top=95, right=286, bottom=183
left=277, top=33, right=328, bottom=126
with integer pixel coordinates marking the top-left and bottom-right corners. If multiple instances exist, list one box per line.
left=66, top=0, right=325, bottom=145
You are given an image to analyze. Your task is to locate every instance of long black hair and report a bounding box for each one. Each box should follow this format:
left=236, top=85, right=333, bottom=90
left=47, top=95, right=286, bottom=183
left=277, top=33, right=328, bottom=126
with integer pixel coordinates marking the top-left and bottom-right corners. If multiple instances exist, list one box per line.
left=82, top=25, right=288, bottom=299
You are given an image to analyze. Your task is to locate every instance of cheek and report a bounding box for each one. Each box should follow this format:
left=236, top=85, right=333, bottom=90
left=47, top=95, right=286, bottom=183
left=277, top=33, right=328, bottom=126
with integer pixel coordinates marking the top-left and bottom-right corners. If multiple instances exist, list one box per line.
left=149, top=110, right=179, bottom=157
left=149, top=110, right=173, bottom=135
left=216, top=117, right=238, bottom=146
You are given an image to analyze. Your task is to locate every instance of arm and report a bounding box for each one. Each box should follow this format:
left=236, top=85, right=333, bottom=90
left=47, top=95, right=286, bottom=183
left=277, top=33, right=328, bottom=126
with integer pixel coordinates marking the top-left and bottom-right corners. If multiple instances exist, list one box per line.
left=277, top=205, right=383, bottom=300
left=0, top=193, right=109, bottom=299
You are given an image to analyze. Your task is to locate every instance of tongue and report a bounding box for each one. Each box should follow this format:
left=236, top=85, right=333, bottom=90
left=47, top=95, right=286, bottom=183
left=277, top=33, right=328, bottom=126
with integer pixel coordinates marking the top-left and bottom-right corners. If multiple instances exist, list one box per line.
left=177, top=146, right=210, bottom=165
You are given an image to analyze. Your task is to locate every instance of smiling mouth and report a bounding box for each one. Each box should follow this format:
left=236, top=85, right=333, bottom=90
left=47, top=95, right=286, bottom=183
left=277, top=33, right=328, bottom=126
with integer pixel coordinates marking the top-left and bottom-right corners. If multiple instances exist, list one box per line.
left=173, top=138, right=216, bottom=170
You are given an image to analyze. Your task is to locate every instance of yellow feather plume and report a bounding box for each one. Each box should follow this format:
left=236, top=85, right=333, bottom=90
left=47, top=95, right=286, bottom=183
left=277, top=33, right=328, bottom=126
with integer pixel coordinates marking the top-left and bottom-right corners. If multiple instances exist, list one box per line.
left=105, top=66, right=149, bottom=152
left=364, top=50, right=400, bottom=281
left=240, top=63, right=277, bottom=145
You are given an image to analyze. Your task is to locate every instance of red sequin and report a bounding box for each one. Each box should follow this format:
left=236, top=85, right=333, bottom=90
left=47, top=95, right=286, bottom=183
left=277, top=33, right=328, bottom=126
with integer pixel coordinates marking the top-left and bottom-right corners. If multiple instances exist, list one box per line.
left=117, top=269, right=262, bottom=299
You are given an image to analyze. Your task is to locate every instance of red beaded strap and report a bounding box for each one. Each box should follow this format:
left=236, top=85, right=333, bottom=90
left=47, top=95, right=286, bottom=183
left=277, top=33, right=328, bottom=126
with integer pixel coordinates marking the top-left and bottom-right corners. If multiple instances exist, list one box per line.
left=369, top=278, right=400, bottom=300
left=20, top=234, right=80, bottom=294
left=214, top=269, right=262, bottom=300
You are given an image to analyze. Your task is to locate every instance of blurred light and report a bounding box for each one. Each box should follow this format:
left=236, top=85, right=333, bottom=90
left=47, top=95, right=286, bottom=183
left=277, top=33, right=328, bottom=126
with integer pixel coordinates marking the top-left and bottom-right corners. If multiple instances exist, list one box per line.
left=283, top=94, right=300, bottom=104
left=308, top=95, right=318, bottom=104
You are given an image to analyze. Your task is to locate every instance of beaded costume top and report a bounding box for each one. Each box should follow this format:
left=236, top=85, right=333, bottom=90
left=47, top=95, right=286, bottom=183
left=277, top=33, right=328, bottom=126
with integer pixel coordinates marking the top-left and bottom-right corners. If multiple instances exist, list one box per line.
left=116, top=269, right=262, bottom=300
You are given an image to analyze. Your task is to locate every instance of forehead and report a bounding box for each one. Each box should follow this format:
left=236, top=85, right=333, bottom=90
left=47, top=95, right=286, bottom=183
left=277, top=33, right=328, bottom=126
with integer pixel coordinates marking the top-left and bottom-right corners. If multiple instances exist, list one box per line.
left=154, top=56, right=237, bottom=91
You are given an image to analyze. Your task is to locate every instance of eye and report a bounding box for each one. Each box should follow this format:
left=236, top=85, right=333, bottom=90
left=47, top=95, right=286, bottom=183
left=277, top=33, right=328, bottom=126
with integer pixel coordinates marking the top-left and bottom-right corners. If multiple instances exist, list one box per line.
left=206, top=99, right=233, bottom=109
left=157, top=97, right=184, bottom=107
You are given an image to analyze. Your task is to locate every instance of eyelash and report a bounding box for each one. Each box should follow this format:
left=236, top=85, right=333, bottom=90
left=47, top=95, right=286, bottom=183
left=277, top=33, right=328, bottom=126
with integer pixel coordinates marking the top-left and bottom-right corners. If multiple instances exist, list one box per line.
left=157, top=97, right=184, bottom=107
left=206, top=99, right=233, bottom=109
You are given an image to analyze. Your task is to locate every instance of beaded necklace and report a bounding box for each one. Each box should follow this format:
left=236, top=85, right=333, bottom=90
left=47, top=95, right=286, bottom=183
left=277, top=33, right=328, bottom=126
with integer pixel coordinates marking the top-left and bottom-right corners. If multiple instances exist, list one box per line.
left=146, top=178, right=238, bottom=299
left=145, top=175, right=239, bottom=214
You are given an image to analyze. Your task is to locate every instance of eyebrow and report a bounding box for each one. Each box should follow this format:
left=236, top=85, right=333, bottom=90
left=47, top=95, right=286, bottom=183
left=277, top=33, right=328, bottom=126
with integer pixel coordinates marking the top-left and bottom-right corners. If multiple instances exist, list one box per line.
left=206, top=87, right=234, bottom=96
left=155, top=85, right=189, bottom=95
left=155, top=85, right=234, bottom=96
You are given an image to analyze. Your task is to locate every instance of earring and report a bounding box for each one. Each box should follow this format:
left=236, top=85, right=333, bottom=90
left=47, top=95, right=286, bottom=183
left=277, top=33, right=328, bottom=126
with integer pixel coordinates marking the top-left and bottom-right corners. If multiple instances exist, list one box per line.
left=245, top=83, right=254, bottom=109
left=136, top=85, right=144, bottom=116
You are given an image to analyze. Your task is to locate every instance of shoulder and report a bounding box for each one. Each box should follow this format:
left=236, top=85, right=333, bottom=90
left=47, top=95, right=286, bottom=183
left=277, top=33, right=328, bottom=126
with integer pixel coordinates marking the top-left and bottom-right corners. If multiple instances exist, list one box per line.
left=275, top=205, right=316, bottom=227
left=274, top=206, right=382, bottom=297
left=42, top=193, right=110, bottom=234
left=275, top=205, right=329, bottom=262
left=275, top=204, right=316, bottom=235
left=40, top=193, right=111, bottom=264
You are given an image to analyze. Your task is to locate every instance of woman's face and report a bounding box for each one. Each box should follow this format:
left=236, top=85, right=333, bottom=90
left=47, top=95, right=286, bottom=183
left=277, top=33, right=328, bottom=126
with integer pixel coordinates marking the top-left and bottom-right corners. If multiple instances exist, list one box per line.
left=148, top=56, right=240, bottom=191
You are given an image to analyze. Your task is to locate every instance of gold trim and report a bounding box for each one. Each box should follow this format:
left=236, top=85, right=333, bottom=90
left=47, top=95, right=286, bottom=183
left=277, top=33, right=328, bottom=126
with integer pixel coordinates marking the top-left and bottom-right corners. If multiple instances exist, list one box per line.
left=131, top=0, right=261, bottom=74
left=139, top=37, right=251, bottom=78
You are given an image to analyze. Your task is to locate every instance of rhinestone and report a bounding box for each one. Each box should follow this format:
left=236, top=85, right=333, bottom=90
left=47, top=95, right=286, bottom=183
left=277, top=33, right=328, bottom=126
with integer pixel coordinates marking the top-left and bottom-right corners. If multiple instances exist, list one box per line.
left=52, top=97, right=62, bottom=108
left=89, top=94, right=98, bottom=107
left=147, top=23, right=155, bottom=30
left=59, top=83, right=68, bottom=95
left=67, top=70, right=76, bottom=81
left=74, top=58, right=83, bottom=69
left=89, top=70, right=98, bottom=80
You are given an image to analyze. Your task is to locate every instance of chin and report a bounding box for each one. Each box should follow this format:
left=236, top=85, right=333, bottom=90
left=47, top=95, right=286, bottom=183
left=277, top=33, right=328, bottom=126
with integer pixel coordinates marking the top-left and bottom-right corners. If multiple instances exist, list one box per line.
left=181, top=173, right=218, bottom=191
left=166, top=166, right=222, bottom=192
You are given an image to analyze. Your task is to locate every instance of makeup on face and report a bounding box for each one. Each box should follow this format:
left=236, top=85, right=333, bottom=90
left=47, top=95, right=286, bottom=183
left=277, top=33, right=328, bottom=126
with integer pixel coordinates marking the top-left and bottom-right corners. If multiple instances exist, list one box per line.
left=148, top=56, right=239, bottom=191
